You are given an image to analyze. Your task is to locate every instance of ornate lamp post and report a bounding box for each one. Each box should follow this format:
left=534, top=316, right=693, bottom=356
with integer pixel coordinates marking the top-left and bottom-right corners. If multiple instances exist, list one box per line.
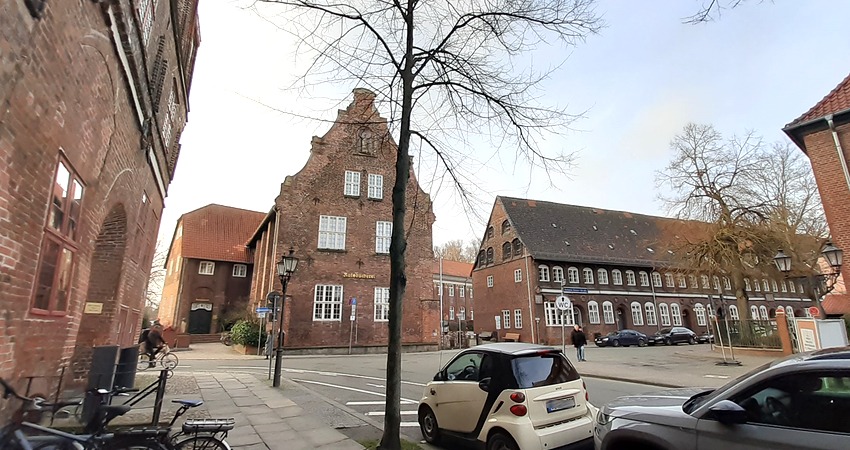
left=773, top=243, right=843, bottom=318
left=273, top=247, right=299, bottom=388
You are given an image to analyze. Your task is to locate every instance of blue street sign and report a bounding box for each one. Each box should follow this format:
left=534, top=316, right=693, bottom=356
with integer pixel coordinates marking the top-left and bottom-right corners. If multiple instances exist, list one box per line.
left=562, top=287, right=588, bottom=294
left=350, top=297, right=357, bottom=305
left=255, top=307, right=271, bottom=313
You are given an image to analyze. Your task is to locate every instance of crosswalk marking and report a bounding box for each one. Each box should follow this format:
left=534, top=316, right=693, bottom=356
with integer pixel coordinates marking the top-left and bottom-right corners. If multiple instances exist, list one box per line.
left=365, top=411, right=417, bottom=416
left=292, top=378, right=419, bottom=404
left=400, top=422, right=418, bottom=428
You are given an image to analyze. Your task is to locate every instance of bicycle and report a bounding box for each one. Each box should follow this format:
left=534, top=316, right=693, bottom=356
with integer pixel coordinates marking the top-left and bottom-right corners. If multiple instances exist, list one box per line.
left=219, top=333, right=232, bottom=347
left=137, top=345, right=179, bottom=372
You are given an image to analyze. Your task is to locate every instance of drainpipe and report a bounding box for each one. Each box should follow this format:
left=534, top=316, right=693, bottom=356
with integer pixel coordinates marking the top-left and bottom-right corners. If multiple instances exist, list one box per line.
left=826, top=115, right=850, bottom=193
left=525, top=256, right=536, bottom=344
left=649, top=267, right=661, bottom=331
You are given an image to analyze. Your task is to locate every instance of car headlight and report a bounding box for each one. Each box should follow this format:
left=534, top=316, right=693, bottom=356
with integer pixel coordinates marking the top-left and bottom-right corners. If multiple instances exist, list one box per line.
left=596, top=410, right=611, bottom=426
left=602, top=338, right=608, bottom=341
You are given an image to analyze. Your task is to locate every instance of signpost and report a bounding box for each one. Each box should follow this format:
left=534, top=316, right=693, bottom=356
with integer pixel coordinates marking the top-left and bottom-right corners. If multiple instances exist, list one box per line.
left=555, top=295, right=572, bottom=354
left=349, top=298, right=357, bottom=355
left=255, top=307, right=271, bottom=356
left=265, top=292, right=281, bottom=380
left=808, top=306, right=820, bottom=318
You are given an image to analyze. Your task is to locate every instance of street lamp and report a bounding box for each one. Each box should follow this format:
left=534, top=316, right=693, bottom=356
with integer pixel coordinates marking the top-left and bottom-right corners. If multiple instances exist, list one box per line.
left=273, top=247, right=299, bottom=388
left=773, top=242, right=843, bottom=317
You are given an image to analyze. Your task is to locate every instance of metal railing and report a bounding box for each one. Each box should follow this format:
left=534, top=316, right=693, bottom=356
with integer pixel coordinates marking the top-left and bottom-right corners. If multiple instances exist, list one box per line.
left=716, top=319, right=782, bottom=349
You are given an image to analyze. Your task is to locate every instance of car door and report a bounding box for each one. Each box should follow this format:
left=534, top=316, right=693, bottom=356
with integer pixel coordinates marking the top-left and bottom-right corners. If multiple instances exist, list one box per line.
left=431, top=351, right=489, bottom=433
left=672, top=328, right=688, bottom=344
left=696, top=370, right=850, bottom=449
left=622, top=331, right=636, bottom=346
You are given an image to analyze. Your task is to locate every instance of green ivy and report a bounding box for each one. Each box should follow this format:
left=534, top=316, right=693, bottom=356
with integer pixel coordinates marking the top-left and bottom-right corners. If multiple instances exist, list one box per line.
left=230, top=320, right=261, bottom=347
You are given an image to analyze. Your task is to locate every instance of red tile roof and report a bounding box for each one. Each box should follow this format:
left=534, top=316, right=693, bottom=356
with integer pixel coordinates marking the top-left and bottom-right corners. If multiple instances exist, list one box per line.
left=787, top=72, right=850, bottom=127
left=434, top=260, right=473, bottom=278
left=822, top=293, right=850, bottom=316
left=179, top=204, right=266, bottom=263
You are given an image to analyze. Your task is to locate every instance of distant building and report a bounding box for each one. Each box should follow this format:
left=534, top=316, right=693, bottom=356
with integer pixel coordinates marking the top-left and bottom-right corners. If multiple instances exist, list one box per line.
left=472, top=197, right=811, bottom=343
left=247, top=89, right=438, bottom=352
left=0, top=0, right=200, bottom=400
left=159, top=205, right=266, bottom=337
left=784, top=72, right=850, bottom=316
left=433, top=260, right=474, bottom=333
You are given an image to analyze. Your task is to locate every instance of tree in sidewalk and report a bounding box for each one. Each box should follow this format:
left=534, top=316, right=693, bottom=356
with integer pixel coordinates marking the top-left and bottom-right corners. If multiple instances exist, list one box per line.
left=256, top=1, right=602, bottom=448
left=143, top=242, right=167, bottom=327
left=434, top=239, right=480, bottom=263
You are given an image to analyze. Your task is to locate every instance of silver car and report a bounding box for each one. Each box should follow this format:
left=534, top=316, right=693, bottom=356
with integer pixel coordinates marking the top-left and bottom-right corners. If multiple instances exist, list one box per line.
left=594, top=347, right=850, bottom=450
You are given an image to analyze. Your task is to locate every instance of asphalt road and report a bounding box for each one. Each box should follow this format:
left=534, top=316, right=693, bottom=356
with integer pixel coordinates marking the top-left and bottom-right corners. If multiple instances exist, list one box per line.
left=177, top=350, right=666, bottom=446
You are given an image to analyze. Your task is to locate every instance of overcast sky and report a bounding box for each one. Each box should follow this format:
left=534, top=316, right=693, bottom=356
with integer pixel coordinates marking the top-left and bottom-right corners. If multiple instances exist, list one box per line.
left=157, top=0, right=850, bottom=250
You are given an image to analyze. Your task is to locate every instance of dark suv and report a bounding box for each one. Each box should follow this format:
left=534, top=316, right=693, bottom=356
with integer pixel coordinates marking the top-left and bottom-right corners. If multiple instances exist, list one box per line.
left=647, top=327, right=697, bottom=345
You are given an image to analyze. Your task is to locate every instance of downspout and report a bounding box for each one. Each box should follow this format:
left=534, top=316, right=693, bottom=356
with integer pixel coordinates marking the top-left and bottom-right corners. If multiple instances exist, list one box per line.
left=439, top=258, right=444, bottom=350
left=525, top=256, right=536, bottom=344
left=826, top=115, right=850, bottom=193
left=649, top=268, right=661, bottom=331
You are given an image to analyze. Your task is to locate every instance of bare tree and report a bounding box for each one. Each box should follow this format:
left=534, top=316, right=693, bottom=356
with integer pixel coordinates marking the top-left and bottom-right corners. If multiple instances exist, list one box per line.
left=146, top=243, right=168, bottom=310
left=434, top=239, right=479, bottom=263
left=684, top=0, right=752, bottom=24
left=255, top=1, right=601, bottom=447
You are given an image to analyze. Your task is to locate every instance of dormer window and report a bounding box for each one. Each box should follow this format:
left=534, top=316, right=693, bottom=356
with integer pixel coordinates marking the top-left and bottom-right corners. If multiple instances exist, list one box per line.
left=501, top=220, right=511, bottom=234
left=358, top=128, right=375, bottom=154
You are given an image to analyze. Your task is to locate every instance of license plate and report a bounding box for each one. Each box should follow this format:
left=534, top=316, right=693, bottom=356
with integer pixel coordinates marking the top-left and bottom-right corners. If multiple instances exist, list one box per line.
left=546, top=396, right=576, bottom=413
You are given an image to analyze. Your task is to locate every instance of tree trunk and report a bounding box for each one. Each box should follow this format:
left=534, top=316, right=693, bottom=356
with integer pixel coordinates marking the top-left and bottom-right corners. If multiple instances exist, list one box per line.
left=379, top=3, right=414, bottom=449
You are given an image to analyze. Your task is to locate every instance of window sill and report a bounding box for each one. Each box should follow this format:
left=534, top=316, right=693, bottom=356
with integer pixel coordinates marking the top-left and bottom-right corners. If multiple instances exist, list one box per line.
left=367, top=197, right=383, bottom=202
left=29, top=308, right=68, bottom=318
left=318, top=248, right=347, bottom=253
left=374, top=252, right=390, bottom=256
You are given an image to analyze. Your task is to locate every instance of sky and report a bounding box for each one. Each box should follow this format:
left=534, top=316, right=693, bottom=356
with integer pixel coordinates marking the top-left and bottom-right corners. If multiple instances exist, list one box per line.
left=157, top=0, right=850, bottom=250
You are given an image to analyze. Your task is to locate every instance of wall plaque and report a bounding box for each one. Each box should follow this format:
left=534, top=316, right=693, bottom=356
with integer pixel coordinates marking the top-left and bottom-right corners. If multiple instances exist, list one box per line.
left=84, top=302, right=103, bottom=314
left=343, top=272, right=376, bottom=279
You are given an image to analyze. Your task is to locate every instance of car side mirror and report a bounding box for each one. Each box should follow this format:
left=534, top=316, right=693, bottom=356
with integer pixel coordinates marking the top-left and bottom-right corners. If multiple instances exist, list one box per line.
left=478, top=377, right=491, bottom=392
left=433, top=371, right=444, bottom=382
left=708, top=400, right=748, bottom=425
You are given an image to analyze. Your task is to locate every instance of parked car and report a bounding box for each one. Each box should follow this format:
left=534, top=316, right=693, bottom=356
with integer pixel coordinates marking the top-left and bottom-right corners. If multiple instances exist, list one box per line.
left=594, top=346, right=850, bottom=450
left=595, top=330, right=648, bottom=347
left=418, top=342, right=596, bottom=450
left=698, top=332, right=715, bottom=344
left=647, top=327, right=698, bottom=345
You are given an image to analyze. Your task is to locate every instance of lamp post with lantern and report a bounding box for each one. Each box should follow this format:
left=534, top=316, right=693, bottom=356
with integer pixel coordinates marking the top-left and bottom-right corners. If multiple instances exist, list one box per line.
left=273, top=247, right=299, bottom=388
left=773, top=242, right=843, bottom=318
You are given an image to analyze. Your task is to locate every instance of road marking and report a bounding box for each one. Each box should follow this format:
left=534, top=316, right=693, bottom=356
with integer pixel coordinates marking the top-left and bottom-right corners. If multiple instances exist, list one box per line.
left=347, top=401, right=417, bottom=406
left=367, top=383, right=385, bottom=388
left=292, top=378, right=419, bottom=404
left=212, top=366, right=427, bottom=387
left=365, top=411, right=417, bottom=416
left=400, top=422, right=419, bottom=428
left=703, top=374, right=730, bottom=379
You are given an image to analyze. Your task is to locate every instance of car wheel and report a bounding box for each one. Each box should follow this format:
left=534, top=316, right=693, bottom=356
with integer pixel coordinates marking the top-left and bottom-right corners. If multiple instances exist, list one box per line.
left=688, top=336, right=696, bottom=345
left=487, top=431, right=519, bottom=450
left=612, top=339, right=620, bottom=347
left=665, top=338, right=673, bottom=346
left=638, top=339, right=646, bottom=347
left=418, top=406, right=441, bottom=444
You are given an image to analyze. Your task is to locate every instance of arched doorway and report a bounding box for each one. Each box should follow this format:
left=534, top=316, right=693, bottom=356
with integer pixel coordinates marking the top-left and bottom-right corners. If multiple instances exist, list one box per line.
left=616, top=307, right=627, bottom=330
left=572, top=305, right=584, bottom=327
left=71, top=204, right=127, bottom=380
left=188, top=302, right=213, bottom=334
left=681, top=308, right=693, bottom=330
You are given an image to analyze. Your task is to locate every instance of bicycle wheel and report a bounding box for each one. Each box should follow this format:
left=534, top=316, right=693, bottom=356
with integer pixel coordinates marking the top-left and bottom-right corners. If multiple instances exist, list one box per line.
left=161, top=353, right=179, bottom=370
left=173, top=436, right=228, bottom=450
left=137, top=354, right=152, bottom=371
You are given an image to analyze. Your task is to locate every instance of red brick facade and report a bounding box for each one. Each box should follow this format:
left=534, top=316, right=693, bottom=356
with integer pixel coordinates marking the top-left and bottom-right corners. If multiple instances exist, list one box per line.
left=0, top=0, right=199, bottom=404
left=248, top=89, right=438, bottom=351
left=433, top=260, right=474, bottom=333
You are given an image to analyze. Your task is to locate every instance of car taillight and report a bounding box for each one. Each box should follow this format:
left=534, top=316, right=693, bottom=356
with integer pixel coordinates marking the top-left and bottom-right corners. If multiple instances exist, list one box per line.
left=583, top=381, right=589, bottom=402
left=509, top=404, right=527, bottom=416
left=509, top=392, right=525, bottom=403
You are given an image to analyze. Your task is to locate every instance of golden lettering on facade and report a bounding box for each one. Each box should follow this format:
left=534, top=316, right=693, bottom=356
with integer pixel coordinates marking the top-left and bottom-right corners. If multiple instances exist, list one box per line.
left=343, top=272, right=376, bottom=279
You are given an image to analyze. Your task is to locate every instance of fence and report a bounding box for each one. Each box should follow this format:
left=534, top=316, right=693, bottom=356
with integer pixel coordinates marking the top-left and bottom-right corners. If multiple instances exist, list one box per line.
left=716, top=319, right=783, bottom=349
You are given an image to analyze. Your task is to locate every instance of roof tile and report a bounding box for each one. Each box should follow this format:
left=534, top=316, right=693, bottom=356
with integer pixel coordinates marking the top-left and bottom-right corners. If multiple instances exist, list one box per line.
left=179, top=204, right=266, bottom=263
left=822, top=293, right=850, bottom=316
left=434, top=260, right=473, bottom=278
left=787, top=71, right=850, bottom=127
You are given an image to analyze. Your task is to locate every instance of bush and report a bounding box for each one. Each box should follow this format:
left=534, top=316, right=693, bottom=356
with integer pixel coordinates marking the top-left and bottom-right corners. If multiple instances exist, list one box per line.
left=844, top=314, right=850, bottom=338
left=230, top=320, right=261, bottom=347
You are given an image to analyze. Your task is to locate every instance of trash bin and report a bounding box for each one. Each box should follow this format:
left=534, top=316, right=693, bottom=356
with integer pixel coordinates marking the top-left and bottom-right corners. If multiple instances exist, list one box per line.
left=113, top=346, right=139, bottom=390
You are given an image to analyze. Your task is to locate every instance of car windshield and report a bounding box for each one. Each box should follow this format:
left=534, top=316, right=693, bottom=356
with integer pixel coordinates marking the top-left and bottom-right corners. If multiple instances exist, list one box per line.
left=512, top=353, right=580, bottom=388
left=658, top=328, right=671, bottom=334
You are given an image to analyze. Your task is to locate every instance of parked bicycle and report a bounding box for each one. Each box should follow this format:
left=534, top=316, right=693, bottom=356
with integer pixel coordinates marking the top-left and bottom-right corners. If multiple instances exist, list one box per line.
left=137, top=345, right=179, bottom=372
left=219, top=333, right=232, bottom=347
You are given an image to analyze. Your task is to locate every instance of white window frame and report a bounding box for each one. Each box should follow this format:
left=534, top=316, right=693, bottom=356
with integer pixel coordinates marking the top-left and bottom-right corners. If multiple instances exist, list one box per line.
left=137, top=0, right=156, bottom=46
left=754, top=278, right=761, bottom=292
left=514, top=309, right=523, bottom=329
left=459, top=286, right=465, bottom=298
left=552, top=266, right=564, bottom=283
left=448, top=285, right=455, bottom=296
left=671, top=303, right=682, bottom=326
left=713, top=276, right=720, bottom=290
left=781, top=280, right=788, bottom=292
left=514, top=269, right=522, bottom=283
left=695, top=303, right=707, bottom=327
left=701, top=275, right=710, bottom=289
left=367, top=173, right=383, bottom=199
left=449, top=306, right=455, bottom=320
left=319, top=215, right=347, bottom=250
left=677, top=274, right=687, bottom=288
left=689, top=274, right=698, bottom=288
left=232, top=264, right=247, bottom=278
left=759, top=305, right=769, bottom=320
left=639, top=271, right=650, bottom=287
left=544, top=302, right=572, bottom=326
left=724, top=277, right=732, bottom=290
left=652, top=272, right=662, bottom=287
left=598, top=269, right=609, bottom=285
left=538, top=265, right=550, bottom=282
left=602, top=301, right=615, bottom=324
left=729, top=305, right=739, bottom=320
left=374, top=287, right=389, bottom=321
left=344, top=170, right=361, bottom=196
left=631, top=302, right=644, bottom=326
left=198, top=261, right=215, bottom=275
left=665, top=273, right=675, bottom=287
left=568, top=267, right=580, bottom=284
left=612, top=269, right=623, bottom=286
left=375, top=221, right=392, bottom=254
left=487, top=275, right=494, bottom=288
left=771, top=280, right=778, bottom=292
left=785, top=306, right=793, bottom=317
left=459, top=306, right=466, bottom=321
left=625, top=270, right=636, bottom=286
left=588, top=301, right=600, bottom=324
left=744, top=278, right=752, bottom=291
left=645, top=302, right=657, bottom=326
left=789, top=281, right=796, bottom=293
left=583, top=268, right=594, bottom=284
left=750, top=305, right=759, bottom=320
left=658, top=303, right=671, bottom=326
left=313, top=285, right=343, bottom=321
left=162, top=87, right=177, bottom=145
left=762, top=279, right=770, bottom=292
left=502, top=310, right=511, bottom=329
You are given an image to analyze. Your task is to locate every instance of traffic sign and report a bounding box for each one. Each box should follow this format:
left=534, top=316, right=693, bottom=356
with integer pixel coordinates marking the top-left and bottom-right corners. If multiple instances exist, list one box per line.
left=562, top=287, right=588, bottom=294
left=808, top=306, right=820, bottom=317
left=255, top=307, right=271, bottom=313
left=555, top=295, right=572, bottom=311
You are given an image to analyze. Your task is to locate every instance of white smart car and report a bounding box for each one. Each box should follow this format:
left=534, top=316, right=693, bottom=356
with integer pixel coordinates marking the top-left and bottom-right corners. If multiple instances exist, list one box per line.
left=418, top=343, right=596, bottom=450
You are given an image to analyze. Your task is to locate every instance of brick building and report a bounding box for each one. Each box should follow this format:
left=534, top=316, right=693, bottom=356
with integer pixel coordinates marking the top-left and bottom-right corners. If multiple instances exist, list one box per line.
left=472, top=197, right=812, bottom=344
left=433, top=260, right=474, bottom=333
left=0, top=0, right=200, bottom=400
left=158, top=205, right=266, bottom=338
left=784, top=72, right=850, bottom=316
left=246, top=89, right=438, bottom=352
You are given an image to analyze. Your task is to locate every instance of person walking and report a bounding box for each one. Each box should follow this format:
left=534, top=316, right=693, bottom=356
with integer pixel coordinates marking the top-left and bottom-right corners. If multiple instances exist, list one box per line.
left=264, top=332, right=273, bottom=360
left=570, top=325, right=587, bottom=362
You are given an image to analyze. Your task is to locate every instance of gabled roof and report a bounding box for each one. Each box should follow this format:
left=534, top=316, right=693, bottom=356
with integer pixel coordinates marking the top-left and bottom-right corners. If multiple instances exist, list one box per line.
left=434, top=260, right=473, bottom=278
left=177, top=204, right=266, bottom=263
left=822, top=293, right=850, bottom=316
left=497, top=197, right=703, bottom=267
left=786, top=71, right=850, bottom=129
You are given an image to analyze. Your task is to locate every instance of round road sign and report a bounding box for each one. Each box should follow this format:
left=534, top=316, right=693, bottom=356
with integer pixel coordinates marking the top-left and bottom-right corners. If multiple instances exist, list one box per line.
left=808, top=306, right=820, bottom=317
left=555, top=295, right=572, bottom=311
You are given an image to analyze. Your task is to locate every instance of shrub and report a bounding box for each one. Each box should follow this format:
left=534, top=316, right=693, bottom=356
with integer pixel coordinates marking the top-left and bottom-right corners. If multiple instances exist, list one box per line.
left=230, top=320, right=261, bottom=347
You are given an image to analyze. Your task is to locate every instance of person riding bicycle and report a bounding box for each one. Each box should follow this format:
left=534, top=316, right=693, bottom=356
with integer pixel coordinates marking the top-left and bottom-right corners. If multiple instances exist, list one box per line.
left=139, top=320, right=166, bottom=367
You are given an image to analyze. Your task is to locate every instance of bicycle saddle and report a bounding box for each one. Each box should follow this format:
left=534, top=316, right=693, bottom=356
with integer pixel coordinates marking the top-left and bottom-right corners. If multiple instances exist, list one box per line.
left=99, top=404, right=132, bottom=421
left=172, top=399, right=204, bottom=408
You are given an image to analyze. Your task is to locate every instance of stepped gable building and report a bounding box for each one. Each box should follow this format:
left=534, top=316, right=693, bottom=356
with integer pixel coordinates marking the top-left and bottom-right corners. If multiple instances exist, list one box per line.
left=247, top=89, right=438, bottom=352
left=472, top=197, right=812, bottom=343
left=0, top=0, right=200, bottom=402
left=158, top=205, right=266, bottom=338
left=784, top=71, right=850, bottom=316
left=433, top=260, right=475, bottom=332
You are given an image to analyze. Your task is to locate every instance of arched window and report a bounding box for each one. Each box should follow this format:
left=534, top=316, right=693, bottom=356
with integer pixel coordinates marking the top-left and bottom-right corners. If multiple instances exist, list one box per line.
left=501, top=220, right=511, bottom=234
left=477, top=250, right=485, bottom=267
left=750, top=305, right=759, bottom=320
left=712, top=276, right=720, bottom=290
left=459, top=306, right=466, bottom=321
left=486, top=226, right=494, bottom=239
left=602, top=301, right=615, bottom=324
left=644, top=302, right=657, bottom=326
left=612, top=269, right=623, bottom=285
left=502, top=242, right=512, bottom=260
left=785, top=306, right=793, bottom=317
left=658, top=303, right=671, bottom=326
left=583, top=268, right=594, bottom=284
left=639, top=271, right=650, bottom=286
left=552, top=266, right=564, bottom=283
left=512, top=238, right=523, bottom=256
left=781, top=281, right=788, bottom=292
left=677, top=274, right=687, bottom=288
left=729, top=305, right=739, bottom=320
left=759, top=305, right=768, bottom=321
left=449, top=306, right=455, bottom=320
left=789, top=281, right=796, bottom=293
left=651, top=272, right=662, bottom=287
left=701, top=275, right=710, bottom=289
left=754, top=279, right=760, bottom=292
left=485, top=247, right=493, bottom=264
left=670, top=303, right=682, bottom=326
left=588, top=301, right=600, bottom=324
left=724, top=277, right=731, bottom=290
left=665, top=273, right=675, bottom=287
left=631, top=302, right=644, bottom=326
left=689, top=275, right=698, bottom=288
left=762, top=279, right=770, bottom=292
left=568, top=267, right=580, bottom=284
left=744, top=278, right=751, bottom=291
left=625, top=270, right=636, bottom=286
left=538, top=265, right=550, bottom=282
left=695, top=303, right=707, bottom=327
left=771, top=280, right=778, bottom=292
left=597, top=269, right=609, bottom=285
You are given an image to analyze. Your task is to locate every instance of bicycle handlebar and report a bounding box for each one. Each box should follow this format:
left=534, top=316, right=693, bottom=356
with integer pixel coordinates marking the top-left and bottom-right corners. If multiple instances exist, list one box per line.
left=0, top=378, right=81, bottom=411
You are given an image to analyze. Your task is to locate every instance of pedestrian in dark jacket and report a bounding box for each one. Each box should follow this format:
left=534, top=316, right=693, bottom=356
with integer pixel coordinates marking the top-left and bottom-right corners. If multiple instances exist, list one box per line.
left=570, top=325, right=587, bottom=361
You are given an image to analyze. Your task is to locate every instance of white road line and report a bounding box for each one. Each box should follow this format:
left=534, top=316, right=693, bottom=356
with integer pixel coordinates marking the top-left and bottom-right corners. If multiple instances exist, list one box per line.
left=400, top=422, right=419, bottom=428
left=292, top=378, right=419, bottom=404
left=703, top=374, right=730, bottom=379
left=347, top=401, right=416, bottom=406
left=365, top=411, right=417, bottom=416
left=366, top=383, right=385, bottom=388
left=212, top=366, right=427, bottom=387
